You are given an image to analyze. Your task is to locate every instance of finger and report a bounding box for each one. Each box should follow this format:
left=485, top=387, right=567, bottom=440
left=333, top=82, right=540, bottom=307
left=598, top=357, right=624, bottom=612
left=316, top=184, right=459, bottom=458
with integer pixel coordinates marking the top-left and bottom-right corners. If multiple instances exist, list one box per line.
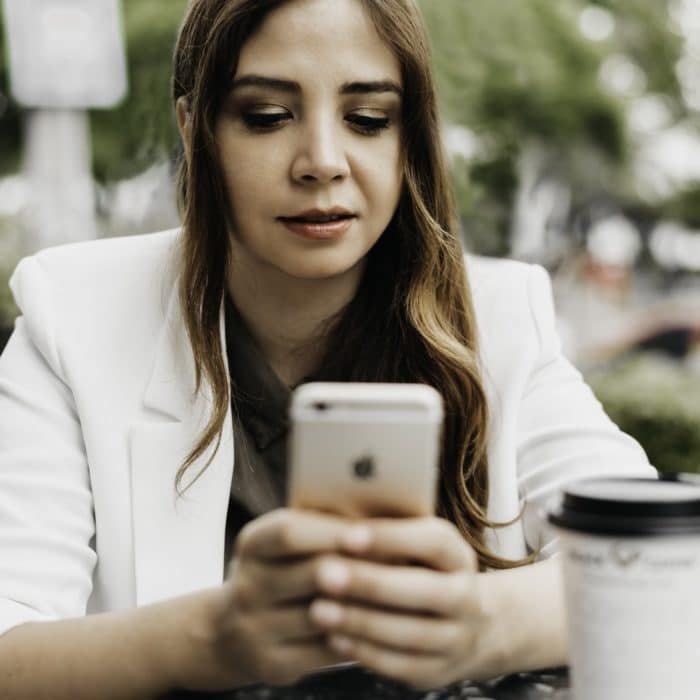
left=256, top=603, right=324, bottom=643
left=326, top=634, right=448, bottom=691
left=219, top=602, right=322, bottom=645
left=315, top=556, right=475, bottom=616
left=235, top=508, right=350, bottom=560
left=338, top=517, right=477, bottom=572
left=230, top=556, right=320, bottom=606
left=309, top=598, right=462, bottom=655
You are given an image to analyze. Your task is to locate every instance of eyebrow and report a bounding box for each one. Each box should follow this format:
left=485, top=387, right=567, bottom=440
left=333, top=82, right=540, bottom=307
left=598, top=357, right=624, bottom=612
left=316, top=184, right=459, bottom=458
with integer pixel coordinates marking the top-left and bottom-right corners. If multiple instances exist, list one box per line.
left=230, top=74, right=403, bottom=97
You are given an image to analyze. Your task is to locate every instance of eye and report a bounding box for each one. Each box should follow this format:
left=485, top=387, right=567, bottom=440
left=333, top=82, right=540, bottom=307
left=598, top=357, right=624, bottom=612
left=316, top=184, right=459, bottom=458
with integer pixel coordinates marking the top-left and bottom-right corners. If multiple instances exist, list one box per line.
left=242, top=110, right=292, bottom=131
left=346, top=113, right=391, bottom=136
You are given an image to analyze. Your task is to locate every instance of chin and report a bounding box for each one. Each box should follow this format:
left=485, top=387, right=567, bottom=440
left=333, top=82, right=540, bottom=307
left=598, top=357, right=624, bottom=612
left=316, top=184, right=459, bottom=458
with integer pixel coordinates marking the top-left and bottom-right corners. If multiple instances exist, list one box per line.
left=282, top=260, right=358, bottom=280
left=277, top=252, right=365, bottom=281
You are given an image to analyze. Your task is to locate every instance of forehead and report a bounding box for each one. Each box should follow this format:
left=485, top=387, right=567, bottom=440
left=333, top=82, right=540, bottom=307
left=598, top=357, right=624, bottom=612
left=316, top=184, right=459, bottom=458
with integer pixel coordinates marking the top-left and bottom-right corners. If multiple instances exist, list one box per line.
left=235, top=0, right=401, bottom=85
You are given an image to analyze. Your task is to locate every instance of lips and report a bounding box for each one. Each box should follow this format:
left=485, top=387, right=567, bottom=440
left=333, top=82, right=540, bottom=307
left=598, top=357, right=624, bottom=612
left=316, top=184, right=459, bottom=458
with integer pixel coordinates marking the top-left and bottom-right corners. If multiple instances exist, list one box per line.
left=278, top=207, right=356, bottom=224
left=278, top=208, right=356, bottom=241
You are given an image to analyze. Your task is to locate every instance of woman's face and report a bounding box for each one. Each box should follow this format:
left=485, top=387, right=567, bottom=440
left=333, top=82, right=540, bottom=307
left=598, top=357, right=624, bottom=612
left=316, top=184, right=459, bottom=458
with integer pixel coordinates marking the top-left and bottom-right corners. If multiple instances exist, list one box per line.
left=214, top=0, right=403, bottom=282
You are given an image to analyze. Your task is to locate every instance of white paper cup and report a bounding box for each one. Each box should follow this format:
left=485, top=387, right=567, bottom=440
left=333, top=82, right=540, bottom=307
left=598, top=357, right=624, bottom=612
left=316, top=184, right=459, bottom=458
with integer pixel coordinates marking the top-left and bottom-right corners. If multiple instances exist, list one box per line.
left=548, top=476, right=700, bottom=700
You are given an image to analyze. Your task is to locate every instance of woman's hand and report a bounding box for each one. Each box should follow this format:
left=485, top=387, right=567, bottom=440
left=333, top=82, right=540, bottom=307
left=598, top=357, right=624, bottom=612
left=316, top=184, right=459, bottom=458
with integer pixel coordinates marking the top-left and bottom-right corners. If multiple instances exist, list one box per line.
left=306, top=516, right=508, bottom=690
left=181, top=508, right=353, bottom=691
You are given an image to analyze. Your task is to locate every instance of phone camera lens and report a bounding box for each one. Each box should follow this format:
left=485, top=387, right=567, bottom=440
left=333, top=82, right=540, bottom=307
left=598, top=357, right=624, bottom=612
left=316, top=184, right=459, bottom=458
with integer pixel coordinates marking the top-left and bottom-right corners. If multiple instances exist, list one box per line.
left=314, top=402, right=328, bottom=411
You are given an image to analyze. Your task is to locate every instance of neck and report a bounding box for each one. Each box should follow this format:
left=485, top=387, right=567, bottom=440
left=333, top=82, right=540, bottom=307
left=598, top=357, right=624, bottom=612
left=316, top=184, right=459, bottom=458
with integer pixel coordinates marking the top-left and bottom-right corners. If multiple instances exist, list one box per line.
left=226, top=247, right=364, bottom=386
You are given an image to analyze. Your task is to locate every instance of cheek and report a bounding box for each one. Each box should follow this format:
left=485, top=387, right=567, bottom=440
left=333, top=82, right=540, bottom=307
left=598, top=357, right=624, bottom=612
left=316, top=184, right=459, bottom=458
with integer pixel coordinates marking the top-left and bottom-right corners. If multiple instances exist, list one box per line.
left=220, top=144, right=284, bottom=209
left=367, top=137, right=401, bottom=187
left=361, top=146, right=402, bottom=216
left=216, top=124, right=279, bottom=182
left=224, top=168, right=252, bottom=206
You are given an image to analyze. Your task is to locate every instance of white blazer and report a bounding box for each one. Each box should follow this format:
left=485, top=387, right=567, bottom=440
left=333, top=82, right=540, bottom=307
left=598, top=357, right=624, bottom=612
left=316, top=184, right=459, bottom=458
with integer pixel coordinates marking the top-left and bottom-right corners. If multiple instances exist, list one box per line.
left=0, top=229, right=654, bottom=637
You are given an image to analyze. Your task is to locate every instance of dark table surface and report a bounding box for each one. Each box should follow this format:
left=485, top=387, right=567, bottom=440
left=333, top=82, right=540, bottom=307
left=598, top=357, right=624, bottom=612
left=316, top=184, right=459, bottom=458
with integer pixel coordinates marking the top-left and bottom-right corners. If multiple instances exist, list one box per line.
left=163, top=665, right=570, bottom=699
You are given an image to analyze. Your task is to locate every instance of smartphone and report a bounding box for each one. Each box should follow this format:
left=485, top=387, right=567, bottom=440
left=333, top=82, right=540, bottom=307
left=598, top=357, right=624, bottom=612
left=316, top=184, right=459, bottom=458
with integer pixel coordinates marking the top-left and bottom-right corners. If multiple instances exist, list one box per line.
left=288, top=382, right=443, bottom=518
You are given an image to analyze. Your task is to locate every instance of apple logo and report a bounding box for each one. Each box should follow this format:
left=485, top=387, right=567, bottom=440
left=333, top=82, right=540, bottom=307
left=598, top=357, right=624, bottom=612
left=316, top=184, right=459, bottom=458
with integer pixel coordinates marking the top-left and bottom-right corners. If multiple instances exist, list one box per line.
left=352, top=455, right=375, bottom=479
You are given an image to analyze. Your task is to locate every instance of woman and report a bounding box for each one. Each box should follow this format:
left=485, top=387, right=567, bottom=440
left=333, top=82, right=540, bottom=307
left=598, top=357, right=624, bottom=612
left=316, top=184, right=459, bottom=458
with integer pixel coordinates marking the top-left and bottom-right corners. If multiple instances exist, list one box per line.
left=0, top=0, right=654, bottom=696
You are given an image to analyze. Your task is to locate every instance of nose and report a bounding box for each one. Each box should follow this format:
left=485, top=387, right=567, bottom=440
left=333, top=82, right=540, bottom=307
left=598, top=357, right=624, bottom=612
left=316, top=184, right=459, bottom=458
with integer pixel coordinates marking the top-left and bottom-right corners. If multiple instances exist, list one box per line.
left=291, top=115, right=350, bottom=185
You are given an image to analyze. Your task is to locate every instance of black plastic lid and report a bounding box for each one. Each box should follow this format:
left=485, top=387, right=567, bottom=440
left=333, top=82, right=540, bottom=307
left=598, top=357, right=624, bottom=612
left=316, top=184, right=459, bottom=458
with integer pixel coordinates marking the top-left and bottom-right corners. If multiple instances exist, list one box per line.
left=548, top=475, right=700, bottom=536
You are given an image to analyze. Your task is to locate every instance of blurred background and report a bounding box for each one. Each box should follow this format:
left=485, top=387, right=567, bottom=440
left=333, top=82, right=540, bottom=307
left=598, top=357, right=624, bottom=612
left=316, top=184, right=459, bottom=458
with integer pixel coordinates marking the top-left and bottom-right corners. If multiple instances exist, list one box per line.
left=1, top=0, right=698, bottom=473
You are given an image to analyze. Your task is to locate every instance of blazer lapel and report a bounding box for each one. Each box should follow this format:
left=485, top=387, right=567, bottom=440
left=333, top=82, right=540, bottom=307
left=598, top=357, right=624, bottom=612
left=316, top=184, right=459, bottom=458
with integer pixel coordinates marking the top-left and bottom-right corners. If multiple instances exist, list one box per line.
left=130, top=281, right=233, bottom=607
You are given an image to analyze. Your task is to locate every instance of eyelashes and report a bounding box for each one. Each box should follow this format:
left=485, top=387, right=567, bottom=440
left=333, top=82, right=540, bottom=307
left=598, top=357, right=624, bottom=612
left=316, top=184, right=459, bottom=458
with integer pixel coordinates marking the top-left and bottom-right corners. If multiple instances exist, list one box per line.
left=241, top=111, right=391, bottom=136
left=346, top=114, right=390, bottom=135
left=242, top=112, right=290, bottom=130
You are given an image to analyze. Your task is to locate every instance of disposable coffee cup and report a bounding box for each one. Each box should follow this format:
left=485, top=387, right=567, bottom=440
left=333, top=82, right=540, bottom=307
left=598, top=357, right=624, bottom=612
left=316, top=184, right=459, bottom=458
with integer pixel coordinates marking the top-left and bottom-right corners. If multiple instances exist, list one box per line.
left=548, top=476, right=700, bottom=700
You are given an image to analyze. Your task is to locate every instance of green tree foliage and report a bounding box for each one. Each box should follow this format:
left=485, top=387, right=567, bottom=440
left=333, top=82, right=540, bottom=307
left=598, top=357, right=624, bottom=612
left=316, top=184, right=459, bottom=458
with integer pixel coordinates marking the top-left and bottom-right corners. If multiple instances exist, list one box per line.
left=588, top=355, right=700, bottom=474
left=421, top=0, right=623, bottom=154
left=593, top=0, right=685, bottom=109
left=417, top=0, right=685, bottom=252
left=660, top=184, right=700, bottom=228
left=90, top=0, right=188, bottom=180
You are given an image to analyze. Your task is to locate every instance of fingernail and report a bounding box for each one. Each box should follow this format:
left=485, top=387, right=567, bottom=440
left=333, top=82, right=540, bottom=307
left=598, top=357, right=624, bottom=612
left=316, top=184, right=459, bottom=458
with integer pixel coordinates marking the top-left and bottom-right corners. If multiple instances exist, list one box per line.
left=329, top=634, right=354, bottom=655
left=342, top=525, right=372, bottom=552
left=318, top=561, right=349, bottom=592
left=310, top=599, right=343, bottom=627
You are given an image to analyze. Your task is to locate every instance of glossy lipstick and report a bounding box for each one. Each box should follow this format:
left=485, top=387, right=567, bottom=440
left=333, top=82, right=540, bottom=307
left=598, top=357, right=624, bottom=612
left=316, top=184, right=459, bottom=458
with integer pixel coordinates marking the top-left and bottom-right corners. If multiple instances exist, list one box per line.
left=278, top=208, right=355, bottom=241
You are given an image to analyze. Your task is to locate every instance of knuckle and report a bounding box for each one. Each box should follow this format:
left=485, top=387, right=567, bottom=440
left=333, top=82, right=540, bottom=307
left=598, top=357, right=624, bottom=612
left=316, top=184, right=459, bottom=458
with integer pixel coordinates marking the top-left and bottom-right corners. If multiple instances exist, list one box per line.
left=230, top=575, right=258, bottom=612
left=430, top=518, right=455, bottom=551
left=277, top=521, right=301, bottom=553
left=433, top=516, right=455, bottom=539
left=435, top=514, right=453, bottom=531
left=269, top=507, right=294, bottom=531
left=441, top=518, right=470, bottom=552
left=313, top=554, right=346, bottom=589
left=233, top=523, right=254, bottom=557
left=313, top=554, right=331, bottom=584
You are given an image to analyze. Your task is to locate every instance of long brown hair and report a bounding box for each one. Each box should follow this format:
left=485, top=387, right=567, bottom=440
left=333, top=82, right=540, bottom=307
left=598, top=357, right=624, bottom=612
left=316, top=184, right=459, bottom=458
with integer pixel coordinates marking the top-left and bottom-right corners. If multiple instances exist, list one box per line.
left=172, top=0, right=531, bottom=570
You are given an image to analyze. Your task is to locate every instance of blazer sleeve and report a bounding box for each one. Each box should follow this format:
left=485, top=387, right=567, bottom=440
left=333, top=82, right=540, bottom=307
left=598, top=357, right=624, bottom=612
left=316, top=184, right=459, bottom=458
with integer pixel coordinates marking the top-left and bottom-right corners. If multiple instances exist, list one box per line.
left=0, top=256, right=96, bottom=637
left=516, top=265, right=656, bottom=559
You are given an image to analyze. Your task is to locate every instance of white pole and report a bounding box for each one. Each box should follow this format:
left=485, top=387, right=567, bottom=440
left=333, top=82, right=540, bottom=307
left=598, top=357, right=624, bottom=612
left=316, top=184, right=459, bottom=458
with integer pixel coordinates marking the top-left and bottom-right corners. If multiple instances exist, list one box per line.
left=22, top=109, right=97, bottom=253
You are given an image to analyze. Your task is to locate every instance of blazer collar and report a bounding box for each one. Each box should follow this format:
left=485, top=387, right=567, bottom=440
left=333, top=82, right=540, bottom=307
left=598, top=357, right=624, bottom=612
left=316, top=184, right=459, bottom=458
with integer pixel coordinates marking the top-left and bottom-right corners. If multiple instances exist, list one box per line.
left=141, top=280, right=200, bottom=421
left=130, top=271, right=234, bottom=606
